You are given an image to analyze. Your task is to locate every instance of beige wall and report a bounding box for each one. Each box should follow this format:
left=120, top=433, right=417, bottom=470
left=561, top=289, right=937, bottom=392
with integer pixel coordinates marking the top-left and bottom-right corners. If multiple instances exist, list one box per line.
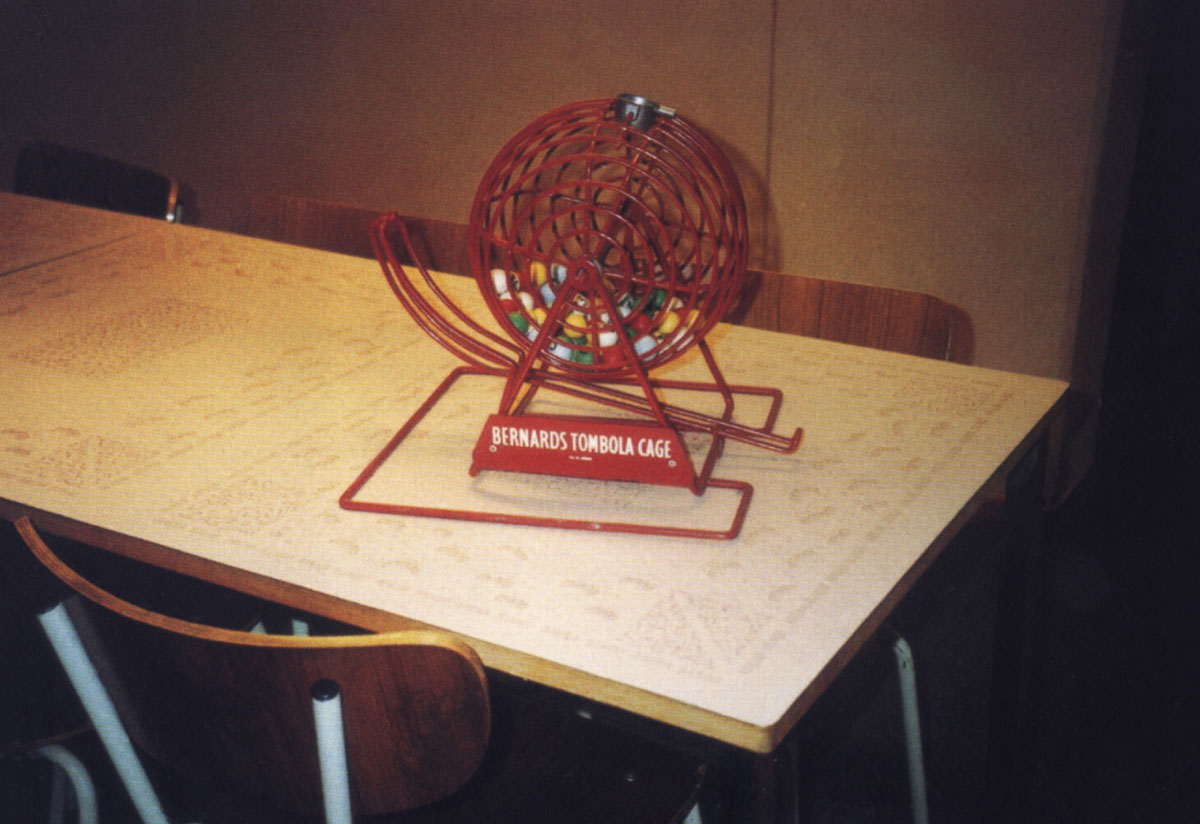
left=2, top=0, right=1135, bottom=385
left=770, top=1, right=1127, bottom=380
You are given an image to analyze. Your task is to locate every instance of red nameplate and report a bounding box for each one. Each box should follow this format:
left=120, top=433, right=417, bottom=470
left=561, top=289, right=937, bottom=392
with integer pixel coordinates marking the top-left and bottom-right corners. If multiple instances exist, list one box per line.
left=470, top=414, right=694, bottom=487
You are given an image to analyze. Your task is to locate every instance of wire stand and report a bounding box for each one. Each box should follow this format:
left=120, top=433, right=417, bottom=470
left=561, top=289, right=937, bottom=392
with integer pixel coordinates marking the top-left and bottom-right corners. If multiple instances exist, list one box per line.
left=341, top=96, right=802, bottom=539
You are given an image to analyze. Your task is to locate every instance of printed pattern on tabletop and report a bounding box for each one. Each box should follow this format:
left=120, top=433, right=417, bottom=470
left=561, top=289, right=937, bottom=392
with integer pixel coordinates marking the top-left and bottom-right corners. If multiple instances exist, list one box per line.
left=0, top=195, right=1067, bottom=732
left=0, top=193, right=151, bottom=276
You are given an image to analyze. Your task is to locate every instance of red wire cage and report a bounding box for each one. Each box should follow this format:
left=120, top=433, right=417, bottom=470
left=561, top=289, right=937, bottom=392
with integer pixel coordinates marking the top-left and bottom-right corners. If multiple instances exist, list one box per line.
left=340, top=95, right=802, bottom=539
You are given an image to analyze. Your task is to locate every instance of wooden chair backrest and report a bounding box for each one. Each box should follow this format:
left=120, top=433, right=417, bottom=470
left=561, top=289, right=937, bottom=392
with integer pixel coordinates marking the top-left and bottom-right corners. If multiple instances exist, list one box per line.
left=14, top=141, right=185, bottom=222
left=729, top=268, right=975, bottom=364
left=16, top=518, right=490, bottom=817
left=196, top=191, right=472, bottom=275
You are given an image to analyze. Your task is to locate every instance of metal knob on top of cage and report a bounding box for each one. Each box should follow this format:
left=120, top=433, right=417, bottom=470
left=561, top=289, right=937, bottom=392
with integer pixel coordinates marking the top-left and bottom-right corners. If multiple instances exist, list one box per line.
left=469, top=94, right=749, bottom=374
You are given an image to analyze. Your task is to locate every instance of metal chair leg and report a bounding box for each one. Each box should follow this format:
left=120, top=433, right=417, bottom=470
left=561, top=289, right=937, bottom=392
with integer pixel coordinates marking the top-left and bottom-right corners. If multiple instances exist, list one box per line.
left=48, top=753, right=68, bottom=824
left=311, top=679, right=353, bottom=824
left=37, top=745, right=98, bottom=824
left=892, top=636, right=929, bottom=824
left=38, top=602, right=171, bottom=824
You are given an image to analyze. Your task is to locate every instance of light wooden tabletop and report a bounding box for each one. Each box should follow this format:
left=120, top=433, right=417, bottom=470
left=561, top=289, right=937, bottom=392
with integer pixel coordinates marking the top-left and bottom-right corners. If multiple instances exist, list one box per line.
left=0, top=192, right=152, bottom=276
left=0, top=193, right=1067, bottom=751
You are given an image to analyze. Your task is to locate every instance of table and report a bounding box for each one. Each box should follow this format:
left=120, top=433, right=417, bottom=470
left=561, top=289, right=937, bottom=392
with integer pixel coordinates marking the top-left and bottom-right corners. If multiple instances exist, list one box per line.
left=1, top=192, right=1066, bottom=805
left=0, top=192, right=152, bottom=277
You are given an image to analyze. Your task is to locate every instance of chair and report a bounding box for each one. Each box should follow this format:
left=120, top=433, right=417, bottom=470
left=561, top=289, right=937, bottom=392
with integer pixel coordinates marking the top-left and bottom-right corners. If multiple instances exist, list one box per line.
left=195, top=192, right=471, bottom=275
left=728, top=267, right=974, bottom=364
left=13, top=141, right=188, bottom=223
left=12, top=517, right=706, bottom=824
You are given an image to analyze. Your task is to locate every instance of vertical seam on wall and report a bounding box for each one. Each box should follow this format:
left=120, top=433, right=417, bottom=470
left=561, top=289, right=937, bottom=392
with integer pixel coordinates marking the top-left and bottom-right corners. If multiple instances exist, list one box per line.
left=764, top=0, right=779, bottom=268
left=942, top=303, right=953, bottom=361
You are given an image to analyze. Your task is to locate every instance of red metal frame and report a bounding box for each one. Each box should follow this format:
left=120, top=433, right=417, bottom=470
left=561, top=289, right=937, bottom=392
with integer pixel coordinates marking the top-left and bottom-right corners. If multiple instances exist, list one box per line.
left=340, top=96, right=802, bottom=539
left=339, top=365, right=762, bottom=540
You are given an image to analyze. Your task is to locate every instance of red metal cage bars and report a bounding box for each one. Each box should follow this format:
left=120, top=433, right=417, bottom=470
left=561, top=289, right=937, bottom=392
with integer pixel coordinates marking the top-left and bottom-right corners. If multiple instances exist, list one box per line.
left=468, top=97, right=749, bottom=378
left=370, top=213, right=802, bottom=465
left=342, top=96, right=801, bottom=538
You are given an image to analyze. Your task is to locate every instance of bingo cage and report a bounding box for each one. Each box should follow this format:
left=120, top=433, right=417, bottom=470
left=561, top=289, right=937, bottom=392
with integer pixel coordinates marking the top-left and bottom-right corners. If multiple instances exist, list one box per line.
left=340, top=94, right=803, bottom=539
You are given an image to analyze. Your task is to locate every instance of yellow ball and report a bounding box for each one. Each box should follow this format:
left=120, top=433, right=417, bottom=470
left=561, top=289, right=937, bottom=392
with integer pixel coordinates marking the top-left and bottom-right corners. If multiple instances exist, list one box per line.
left=657, top=310, right=681, bottom=336
left=564, top=311, right=588, bottom=333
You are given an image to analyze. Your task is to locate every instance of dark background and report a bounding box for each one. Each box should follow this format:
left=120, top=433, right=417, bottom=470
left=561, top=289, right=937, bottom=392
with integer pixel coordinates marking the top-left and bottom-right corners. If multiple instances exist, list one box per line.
left=1027, top=0, right=1200, bottom=816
